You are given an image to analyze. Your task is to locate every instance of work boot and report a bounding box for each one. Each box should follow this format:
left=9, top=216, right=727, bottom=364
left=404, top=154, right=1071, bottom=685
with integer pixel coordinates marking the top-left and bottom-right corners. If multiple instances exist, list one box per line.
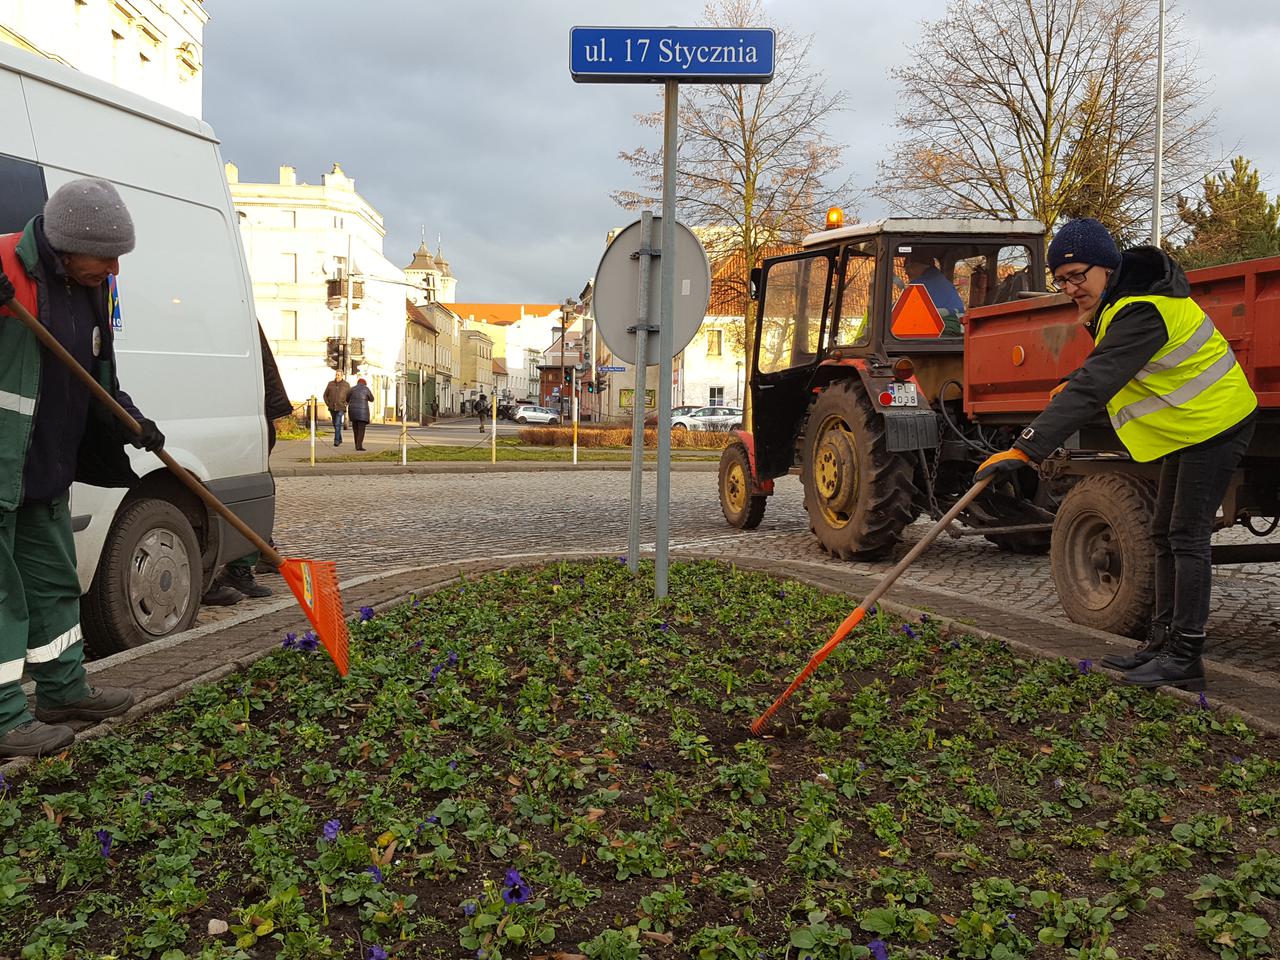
left=255, top=558, right=277, bottom=576
left=35, top=686, right=135, bottom=724
left=1123, top=629, right=1207, bottom=691
left=0, top=719, right=76, bottom=758
left=220, top=566, right=272, bottom=599
left=1102, top=621, right=1170, bottom=670
left=201, top=582, right=243, bottom=606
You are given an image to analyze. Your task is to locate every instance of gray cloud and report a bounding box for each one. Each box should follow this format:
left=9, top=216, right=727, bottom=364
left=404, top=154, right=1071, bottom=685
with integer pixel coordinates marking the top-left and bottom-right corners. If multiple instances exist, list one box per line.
left=203, top=0, right=1280, bottom=302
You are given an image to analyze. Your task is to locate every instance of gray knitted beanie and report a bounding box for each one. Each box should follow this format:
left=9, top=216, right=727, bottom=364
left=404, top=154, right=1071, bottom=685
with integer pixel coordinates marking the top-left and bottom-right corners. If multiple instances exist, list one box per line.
left=43, top=178, right=136, bottom=257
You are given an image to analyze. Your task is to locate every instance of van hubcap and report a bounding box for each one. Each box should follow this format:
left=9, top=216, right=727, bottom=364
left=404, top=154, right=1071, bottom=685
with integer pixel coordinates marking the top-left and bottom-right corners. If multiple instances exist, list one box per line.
left=128, top=527, right=193, bottom=636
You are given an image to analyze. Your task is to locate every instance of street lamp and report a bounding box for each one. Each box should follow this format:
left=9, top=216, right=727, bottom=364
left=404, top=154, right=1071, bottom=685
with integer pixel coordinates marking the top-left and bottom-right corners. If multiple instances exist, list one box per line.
left=736, top=359, right=743, bottom=406
left=1152, top=0, right=1166, bottom=246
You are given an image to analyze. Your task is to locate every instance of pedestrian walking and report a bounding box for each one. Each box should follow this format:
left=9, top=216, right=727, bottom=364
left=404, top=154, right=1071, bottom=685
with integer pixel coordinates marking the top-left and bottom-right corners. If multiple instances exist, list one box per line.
left=975, top=219, right=1258, bottom=691
left=348, top=377, right=374, bottom=450
left=0, top=178, right=153, bottom=757
left=476, top=392, right=489, bottom=432
left=203, top=326, right=292, bottom=605
left=323, top=371, right=350, bottom=447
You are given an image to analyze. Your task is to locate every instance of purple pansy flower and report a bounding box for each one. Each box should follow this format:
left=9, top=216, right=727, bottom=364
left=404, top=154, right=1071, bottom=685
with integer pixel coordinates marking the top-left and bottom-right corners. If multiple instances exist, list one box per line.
left=1198, top=691, right=1210, bottom=710
left=1078, top=658, right=1093, bottom=675
left=462, top=900, right=477, bottom=916
left=366, top=864, right=384, bottom=883
left=359, top=606, right=375, bottom=622
left=96, top=829, right=112, bottom=858
left=501, top=867, right=531, bottom=905
left=281, top=632, right=298, bottom=650
left=142, top=790, right=153, bottom=805
left=900, top=624, right=917, bottom=640
left=298, top=631, right=320, bottom=652
left=323, top=818, right=341, bottom=841
left=868, top=940, right=889, bottom=960
left=367, top=947, right=388, bottom=960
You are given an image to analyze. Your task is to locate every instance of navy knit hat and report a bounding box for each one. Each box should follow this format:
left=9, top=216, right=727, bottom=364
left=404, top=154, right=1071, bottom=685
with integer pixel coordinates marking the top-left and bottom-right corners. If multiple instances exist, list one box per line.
left=43, top=178, right=136, bottom=258
left=1048, top=218, right=1121, bottom=273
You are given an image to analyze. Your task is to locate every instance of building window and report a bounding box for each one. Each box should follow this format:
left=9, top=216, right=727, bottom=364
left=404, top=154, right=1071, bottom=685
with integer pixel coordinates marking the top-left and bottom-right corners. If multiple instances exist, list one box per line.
left=281, top=310, right=298, bottom=340
left=706, top=329, right=723, bottom=357
left=709, top=386, right=725, bottom=406
left=278, top=253, right=297, bottom=283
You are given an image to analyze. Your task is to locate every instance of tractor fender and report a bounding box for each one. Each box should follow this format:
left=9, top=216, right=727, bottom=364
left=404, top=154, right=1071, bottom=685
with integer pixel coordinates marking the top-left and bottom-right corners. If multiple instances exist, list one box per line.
left=730, top=429, right=775, bottom=496
left=812, top=358, right=938, bottom=453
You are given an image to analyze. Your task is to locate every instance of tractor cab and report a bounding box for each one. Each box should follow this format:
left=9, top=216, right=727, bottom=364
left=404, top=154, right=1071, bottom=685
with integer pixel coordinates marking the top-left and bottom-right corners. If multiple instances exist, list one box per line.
left=720, top=215, right=1051, bottom=559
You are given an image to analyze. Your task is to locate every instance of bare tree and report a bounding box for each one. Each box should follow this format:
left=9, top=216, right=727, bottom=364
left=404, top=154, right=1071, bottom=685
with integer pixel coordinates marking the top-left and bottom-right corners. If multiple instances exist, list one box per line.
left=877, top=0, right=1213, bottom=244
left=614, top=0, right=851, bottom=386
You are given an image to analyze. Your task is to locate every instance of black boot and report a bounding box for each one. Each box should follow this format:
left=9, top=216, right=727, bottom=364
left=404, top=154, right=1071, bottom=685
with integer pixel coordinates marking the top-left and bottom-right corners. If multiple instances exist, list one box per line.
left=1102, top=622, right=1169, bottom=670
left=1123, top=628, right=1206, bottom=691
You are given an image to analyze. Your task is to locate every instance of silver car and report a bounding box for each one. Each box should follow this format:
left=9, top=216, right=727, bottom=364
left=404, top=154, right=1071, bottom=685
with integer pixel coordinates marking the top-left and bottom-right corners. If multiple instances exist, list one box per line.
left=671, top=405, right=743, bottom=432
left=512, top=405, right=561, bottom=425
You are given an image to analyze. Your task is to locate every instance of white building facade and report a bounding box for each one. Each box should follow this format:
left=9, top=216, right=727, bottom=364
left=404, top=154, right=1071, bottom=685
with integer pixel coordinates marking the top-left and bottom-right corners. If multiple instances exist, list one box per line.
left=0, top=0, right=207, bottom=116
left=228, top=162, right=424, bottom=422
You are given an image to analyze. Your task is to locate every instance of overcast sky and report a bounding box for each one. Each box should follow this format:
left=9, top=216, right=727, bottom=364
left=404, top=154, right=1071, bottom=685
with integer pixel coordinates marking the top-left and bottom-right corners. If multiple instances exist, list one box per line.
left=203, top=0, right=1280, bottom=303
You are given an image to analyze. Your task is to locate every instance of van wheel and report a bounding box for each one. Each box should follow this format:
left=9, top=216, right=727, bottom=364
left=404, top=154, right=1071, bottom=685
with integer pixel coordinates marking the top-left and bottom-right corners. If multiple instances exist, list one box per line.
left=1050, top=474, right=1156, bottom=638
left=82, top=498, right=201, bottom=656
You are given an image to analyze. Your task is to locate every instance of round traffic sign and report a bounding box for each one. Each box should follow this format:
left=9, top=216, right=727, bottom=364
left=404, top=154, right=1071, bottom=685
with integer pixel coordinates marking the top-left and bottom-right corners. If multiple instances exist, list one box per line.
left=592, top=217, right=710, bottom=366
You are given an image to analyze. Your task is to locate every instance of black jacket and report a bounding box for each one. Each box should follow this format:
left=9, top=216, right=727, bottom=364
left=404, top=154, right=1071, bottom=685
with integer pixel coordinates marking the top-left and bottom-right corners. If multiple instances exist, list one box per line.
left=1014, top=246, right=1183, bottom=462
left=23, top=217, right=145, bottom=501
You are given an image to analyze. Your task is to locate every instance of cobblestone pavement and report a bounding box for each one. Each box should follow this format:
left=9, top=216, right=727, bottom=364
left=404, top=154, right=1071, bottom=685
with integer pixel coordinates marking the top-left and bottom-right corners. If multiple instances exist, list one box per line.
left=228, top=471, right=1278, bottom=671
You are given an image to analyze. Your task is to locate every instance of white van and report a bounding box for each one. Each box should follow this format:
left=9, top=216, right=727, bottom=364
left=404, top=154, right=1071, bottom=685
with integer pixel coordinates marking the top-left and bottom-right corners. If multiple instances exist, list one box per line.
left=0, top=43, right=273, bottom=654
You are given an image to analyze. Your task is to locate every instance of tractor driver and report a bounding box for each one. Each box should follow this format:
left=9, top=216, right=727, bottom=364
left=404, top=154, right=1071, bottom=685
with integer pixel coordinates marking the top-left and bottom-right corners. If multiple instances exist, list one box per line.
left=899, top=249, right=965, bottom=335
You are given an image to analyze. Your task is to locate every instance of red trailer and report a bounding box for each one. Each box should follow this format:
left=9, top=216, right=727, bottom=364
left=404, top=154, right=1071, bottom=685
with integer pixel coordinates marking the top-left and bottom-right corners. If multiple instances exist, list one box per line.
left=963, top=257, right=1280, bottom=636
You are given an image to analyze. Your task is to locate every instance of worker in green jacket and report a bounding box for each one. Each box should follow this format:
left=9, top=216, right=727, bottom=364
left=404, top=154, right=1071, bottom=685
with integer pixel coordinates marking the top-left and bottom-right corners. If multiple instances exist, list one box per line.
left=975, top=218, right=1258, bottom=692
left=0, top=179, right=162, bottom=757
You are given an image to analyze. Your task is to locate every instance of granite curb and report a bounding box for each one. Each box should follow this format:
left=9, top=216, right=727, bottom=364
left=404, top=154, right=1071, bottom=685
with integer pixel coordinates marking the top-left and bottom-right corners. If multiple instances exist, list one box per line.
left=5, top=549, right=1274, bottom=776
left=272, top=461, right=720, bottom=477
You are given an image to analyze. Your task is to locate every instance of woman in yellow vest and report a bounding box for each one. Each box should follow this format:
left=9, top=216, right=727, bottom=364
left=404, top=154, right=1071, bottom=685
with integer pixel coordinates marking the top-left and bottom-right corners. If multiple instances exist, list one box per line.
left=976, top=218, right=1258, bottom=691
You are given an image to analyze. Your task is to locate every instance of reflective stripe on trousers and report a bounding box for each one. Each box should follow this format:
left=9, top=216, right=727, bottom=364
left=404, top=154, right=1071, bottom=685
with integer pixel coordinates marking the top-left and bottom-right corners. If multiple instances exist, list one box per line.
left=1111, top=350, right=1241, bottom=429
left=26, top=623, right=83, bottom=664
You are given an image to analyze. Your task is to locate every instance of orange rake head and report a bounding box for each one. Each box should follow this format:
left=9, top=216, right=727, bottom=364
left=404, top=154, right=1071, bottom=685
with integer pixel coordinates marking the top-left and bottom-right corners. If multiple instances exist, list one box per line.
left=279, top=558, right=350, bottom=676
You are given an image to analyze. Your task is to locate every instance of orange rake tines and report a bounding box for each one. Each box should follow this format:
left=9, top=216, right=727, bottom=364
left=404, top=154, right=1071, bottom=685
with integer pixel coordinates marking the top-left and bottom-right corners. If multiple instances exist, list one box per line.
left=3, top=294, right=351, bottom=678
left=750, top=476, right=993, bottom=735
left=280, top=558, right=350, bottom=676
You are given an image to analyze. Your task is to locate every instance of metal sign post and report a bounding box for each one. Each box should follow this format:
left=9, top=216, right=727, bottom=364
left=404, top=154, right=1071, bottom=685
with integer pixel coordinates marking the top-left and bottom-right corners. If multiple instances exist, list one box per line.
left=573, top=24, right=774, bottom=595
left=627, top=212, right=654, bottom=573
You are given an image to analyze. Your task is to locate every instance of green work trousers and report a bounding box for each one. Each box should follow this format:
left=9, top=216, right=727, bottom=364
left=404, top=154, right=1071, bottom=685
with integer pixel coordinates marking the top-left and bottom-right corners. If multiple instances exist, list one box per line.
left=0, top=495, right=90, bottom=736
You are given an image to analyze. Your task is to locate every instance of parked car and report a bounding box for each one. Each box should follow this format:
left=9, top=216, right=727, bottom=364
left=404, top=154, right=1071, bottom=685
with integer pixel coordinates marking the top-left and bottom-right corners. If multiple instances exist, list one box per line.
left=672, top=406, right=743, bottom=431
left=644, top=404, right=699, bottom=427
left=513, top=405, right=561, bottom=425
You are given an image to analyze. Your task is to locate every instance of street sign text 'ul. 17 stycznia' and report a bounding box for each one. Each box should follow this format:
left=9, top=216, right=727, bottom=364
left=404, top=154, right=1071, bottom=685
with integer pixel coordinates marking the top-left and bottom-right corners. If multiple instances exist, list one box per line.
left=570, top=25, right=773, bottom=599
left=569, top=27, right=775, bottom=83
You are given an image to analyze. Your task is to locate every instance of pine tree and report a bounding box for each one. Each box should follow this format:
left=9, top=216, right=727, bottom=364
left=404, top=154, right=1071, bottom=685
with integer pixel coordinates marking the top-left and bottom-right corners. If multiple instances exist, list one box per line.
left=1175, top=157, right=1280, bottom=268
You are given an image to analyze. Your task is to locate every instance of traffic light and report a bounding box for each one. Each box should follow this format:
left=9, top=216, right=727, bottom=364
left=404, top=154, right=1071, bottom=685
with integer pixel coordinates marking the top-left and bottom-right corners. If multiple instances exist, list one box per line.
left=585, top=379, right=595, bottom=394
left=566, top=368, right=575, bottom=389
left=350, top=356, right=360, bottom=374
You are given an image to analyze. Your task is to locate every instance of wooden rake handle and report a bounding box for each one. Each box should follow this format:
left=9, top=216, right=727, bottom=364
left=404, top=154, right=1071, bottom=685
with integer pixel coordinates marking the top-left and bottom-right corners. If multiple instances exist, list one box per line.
left=4, top=295, right=283, bottom=568
left=750, top=475, right=994, bottom=734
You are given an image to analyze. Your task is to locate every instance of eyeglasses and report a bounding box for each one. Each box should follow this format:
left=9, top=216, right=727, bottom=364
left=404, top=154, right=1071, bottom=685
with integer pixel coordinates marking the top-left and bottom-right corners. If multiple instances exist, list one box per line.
left=1051, top=264, right=1098, bottom=292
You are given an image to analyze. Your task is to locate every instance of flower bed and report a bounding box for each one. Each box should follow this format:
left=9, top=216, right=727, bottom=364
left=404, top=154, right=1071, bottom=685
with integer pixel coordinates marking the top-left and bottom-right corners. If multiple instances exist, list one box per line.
left=516, top=425, right=733, bottom=449
left=2, top=560, right=1277, bottom=959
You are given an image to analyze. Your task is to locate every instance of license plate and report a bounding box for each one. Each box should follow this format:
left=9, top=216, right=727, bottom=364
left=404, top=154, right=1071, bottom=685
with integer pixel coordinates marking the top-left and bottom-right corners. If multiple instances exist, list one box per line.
left=887, top=382, right=918, bottom=407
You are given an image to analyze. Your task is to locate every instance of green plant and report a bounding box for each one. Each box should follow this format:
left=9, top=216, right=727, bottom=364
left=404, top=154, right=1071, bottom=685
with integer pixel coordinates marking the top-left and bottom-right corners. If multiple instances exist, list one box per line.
left=686, top=924, right=762, bottom=959
left=1194, top=910, right=1272, bottom=960
left=579, top=926, right=647, bottom=960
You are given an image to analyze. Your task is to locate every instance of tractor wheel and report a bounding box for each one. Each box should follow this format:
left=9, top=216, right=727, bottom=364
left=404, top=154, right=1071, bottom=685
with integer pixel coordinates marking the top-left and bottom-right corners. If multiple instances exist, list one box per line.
left=719, top=440, right=766, bottom=530
left=1050, top=473, right=1156, bottom=638
left=801, top=380, right=914, bottom=559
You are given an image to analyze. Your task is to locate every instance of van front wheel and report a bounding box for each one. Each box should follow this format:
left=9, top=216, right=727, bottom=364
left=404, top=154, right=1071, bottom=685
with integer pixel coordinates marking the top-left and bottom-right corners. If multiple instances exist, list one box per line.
left=82, top=497, right=201, bottom=656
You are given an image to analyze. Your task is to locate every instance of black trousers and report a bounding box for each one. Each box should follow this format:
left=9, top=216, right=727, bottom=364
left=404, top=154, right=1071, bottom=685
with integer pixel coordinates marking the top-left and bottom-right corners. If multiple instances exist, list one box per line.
left=352, top=420, right=368, bottom=449
left=1151, top=416, right=1255, bottom=635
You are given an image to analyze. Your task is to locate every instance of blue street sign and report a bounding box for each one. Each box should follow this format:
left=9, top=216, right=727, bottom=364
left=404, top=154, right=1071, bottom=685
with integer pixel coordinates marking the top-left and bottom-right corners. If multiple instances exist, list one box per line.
left=569, top=26, right=775, bottom=84
left=599, top=365, right=627, bottom=373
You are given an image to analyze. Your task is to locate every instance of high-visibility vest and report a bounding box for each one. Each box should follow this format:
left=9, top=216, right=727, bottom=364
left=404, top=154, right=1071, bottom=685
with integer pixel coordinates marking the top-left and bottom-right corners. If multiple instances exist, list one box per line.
left=1095, top=294, right=1257, bottom=462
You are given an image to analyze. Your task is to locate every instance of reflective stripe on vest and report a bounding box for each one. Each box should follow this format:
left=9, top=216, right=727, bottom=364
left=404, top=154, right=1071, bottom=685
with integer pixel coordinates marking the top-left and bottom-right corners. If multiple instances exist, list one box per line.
left=0, top=390, right=36, bottom=416
left=1096, top=294, right=1257, bottom=462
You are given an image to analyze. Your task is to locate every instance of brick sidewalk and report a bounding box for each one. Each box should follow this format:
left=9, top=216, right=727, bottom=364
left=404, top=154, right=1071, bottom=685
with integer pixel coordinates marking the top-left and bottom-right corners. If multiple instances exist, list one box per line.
left=6, top=550, right=1275, bottom=777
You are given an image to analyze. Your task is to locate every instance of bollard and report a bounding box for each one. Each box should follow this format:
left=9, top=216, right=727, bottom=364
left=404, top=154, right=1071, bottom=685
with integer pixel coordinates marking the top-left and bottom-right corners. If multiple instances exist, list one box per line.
left=309, top=396, right=316, bottom=466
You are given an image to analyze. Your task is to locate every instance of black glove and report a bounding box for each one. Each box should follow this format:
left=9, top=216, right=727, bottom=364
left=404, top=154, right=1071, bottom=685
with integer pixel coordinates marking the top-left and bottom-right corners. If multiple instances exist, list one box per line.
left=0, top=270, right=14, bottom=305
left=130, top=418, right=165, bottom=453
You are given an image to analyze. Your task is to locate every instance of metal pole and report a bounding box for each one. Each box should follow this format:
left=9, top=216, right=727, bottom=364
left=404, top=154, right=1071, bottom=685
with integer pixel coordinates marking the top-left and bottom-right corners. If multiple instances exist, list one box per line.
left=344, top=235, right=353, bottom=375
left=491, top=390, right=497, bottom=463
left=309, top=395, right=316, bottom=466
left=1152, top=0, right=1166, bottom=247
left=655, top=79, right=678, bottom=598
left=627, top=212, right=655, bottom=574
left=560, top=308, right=568, bottom=422
left=401, top=322, right=408, bottom=466
left=572, top=387, right=579, bottom=465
